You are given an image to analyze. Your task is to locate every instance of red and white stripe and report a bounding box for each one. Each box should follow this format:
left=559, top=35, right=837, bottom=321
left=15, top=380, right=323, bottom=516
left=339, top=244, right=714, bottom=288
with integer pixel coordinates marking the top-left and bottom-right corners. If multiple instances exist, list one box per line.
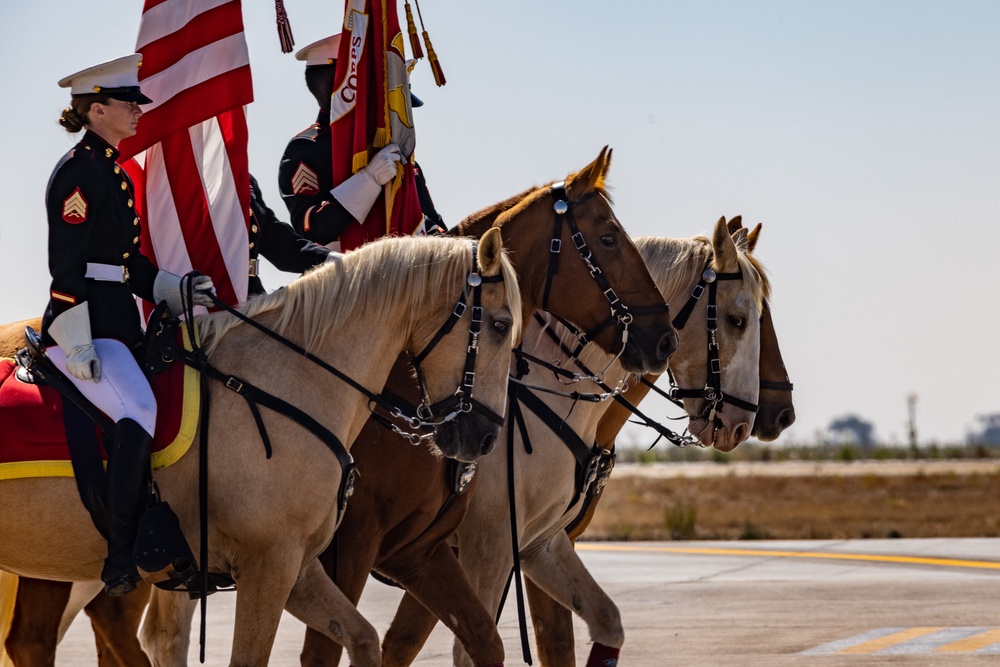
left=120, top=0, right=254, bottom=308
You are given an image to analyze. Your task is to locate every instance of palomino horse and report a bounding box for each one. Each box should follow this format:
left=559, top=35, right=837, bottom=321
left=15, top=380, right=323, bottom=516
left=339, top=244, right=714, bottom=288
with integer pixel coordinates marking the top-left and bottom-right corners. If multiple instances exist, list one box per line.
left=0, top=232, right=522, bottom=667
left=523, top=218, right=795, bottom=666
left=382, top=217, right=771, bottom=666
left=1, top=147, right=678, bottom=667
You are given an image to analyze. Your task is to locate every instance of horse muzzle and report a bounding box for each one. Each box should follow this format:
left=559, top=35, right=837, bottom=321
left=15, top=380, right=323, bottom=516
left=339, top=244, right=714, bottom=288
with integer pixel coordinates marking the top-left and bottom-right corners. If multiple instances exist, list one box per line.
left=618, top=325, right=677, bottom=375
left=434, top=412, right=501, bottom=462
left=689, top=413, right=753, bottom=452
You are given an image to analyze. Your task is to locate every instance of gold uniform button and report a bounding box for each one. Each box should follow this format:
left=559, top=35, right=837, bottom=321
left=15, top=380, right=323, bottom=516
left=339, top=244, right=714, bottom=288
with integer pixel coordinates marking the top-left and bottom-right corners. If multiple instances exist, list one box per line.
left=123, top=252, right=130, bottom=259
left=114, top=165, right=121, bottom=174
left=132, top=237, right=139, bottom=244
left=248, top=242, right=255, bottom=249
left=133, top=219, right=139, bottom=226
left=251, top=225, right=258, bottom=233
left=128, top=199, right=134, bottom=208
left=105, top=148, right=113, bottom=158
left=121, top=182, right=127, bottom=191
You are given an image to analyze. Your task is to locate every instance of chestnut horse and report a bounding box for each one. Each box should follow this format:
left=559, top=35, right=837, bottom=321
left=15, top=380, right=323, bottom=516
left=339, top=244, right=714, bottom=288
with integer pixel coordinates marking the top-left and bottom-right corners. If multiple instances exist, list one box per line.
left=381, top=217, right=771, bottom=666
left=0, top=232, right=522, bottom=667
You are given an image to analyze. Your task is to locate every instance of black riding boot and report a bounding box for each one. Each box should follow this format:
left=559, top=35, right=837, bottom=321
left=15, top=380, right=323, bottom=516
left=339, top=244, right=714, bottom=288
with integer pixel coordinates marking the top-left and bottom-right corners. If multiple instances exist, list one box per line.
left=101, top=418, right=153, bottom=597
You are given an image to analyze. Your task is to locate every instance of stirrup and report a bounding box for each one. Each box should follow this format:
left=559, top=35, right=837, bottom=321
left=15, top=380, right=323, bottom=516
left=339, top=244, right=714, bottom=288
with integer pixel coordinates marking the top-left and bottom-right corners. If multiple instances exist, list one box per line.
left=103, top=569, right=140, bottom=597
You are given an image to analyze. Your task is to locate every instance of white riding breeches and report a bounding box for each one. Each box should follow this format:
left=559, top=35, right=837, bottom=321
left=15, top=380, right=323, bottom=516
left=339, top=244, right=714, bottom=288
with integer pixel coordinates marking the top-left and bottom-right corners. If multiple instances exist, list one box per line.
left=46, top=339, right=157, bottom=436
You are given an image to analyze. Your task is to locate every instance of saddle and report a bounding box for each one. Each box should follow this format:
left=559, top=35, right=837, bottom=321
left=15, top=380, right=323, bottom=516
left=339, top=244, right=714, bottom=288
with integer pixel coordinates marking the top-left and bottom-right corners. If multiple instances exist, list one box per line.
left=8, top=309, right=203, bottom=592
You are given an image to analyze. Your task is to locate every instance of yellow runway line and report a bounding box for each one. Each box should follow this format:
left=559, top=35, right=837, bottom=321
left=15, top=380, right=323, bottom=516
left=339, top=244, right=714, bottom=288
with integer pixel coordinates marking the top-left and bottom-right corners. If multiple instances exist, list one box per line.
left=934, top=628, right=1000, bottom=652
left=838, top=627, right=944, bottom=654
left=575, top=543, right=1000, bottom=571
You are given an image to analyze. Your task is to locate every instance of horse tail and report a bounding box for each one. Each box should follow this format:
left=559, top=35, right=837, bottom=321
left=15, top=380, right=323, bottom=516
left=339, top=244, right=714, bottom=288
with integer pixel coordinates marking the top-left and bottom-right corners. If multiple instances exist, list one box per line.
left=0, top=570, right=17, bottom=666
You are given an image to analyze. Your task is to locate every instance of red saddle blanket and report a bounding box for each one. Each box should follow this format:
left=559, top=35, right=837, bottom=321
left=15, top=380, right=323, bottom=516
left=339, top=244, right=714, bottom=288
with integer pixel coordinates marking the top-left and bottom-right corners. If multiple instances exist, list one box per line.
left=0, top=344, right=200, bottom=480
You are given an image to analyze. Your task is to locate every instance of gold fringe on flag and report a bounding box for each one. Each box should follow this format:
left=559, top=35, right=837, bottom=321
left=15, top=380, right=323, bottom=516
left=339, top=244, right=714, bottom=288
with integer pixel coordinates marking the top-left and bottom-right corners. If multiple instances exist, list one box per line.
left=423, top=31, right=446, bottom=86
left=274, top=0, right=295, bottom=53
left=353, top=150, right=369, bottom=174
left=373, top=127, right=389, bottom=148
left=404, top=2, right=423, bottom=59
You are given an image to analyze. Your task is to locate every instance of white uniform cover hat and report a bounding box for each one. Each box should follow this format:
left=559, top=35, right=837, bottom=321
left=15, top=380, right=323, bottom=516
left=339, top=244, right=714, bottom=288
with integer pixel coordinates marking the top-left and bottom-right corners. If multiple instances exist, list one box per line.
left=58, top=53, right=152, bottom=104
left=295, top=34, right=342, bottom=66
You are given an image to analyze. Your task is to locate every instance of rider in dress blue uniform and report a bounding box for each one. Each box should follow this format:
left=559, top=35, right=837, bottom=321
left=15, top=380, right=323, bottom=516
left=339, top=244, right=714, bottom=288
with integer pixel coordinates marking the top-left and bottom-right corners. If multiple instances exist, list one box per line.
left=247, top=173, right=334, bottom=296
left=278, top=34, right=446, bottom=250
left=43, top=54, right=214, bottom=596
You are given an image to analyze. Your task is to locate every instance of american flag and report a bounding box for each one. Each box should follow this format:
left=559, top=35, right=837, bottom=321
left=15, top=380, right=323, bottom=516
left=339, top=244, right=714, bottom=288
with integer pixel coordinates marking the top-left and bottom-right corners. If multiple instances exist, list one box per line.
left=119, top=0, right=254, bottom=308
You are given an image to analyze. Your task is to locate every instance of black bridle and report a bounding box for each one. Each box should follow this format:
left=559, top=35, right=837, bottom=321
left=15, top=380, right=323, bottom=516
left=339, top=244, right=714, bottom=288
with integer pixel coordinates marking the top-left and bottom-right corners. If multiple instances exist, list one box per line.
left=407, top=241, right=507, bottom=433
left=666, top=264, right=760, bottom=424
left=541, top=181, right=670, bottom=361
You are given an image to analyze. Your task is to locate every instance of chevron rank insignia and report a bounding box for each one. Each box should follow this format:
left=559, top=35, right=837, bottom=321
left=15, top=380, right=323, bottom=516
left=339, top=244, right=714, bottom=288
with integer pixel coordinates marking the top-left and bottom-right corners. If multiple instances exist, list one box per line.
left=62, top=188, right=88, bottom=224
left=291, top=162, right=320, bottom=195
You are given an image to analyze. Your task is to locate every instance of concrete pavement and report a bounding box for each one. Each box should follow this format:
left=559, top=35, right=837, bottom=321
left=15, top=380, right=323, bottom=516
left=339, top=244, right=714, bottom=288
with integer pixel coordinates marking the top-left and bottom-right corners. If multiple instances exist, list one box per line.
left=54, top=538, right=1000, bottom=665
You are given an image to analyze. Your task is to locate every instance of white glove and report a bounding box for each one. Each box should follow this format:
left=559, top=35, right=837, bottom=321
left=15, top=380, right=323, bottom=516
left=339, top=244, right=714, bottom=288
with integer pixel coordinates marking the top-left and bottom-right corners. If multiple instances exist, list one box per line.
left=324, top=250, right=345, bottom=264
left=154, top=271, right=216, bottom=315
left=48, top=302, right=101, bottom=382
left=365, top=144, right=401, bottom=186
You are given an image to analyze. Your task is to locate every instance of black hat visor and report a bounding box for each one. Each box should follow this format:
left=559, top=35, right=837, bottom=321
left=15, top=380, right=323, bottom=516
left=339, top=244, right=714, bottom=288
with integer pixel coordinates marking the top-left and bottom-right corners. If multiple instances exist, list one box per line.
left=92, top=86, right=153, bottom=105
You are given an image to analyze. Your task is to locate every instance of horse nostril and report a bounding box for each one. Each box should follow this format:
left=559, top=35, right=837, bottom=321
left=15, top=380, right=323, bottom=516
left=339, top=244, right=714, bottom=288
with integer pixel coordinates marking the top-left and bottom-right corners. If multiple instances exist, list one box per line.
left=657, top=330, right=678, bottom=361
left=481, top=434, right=497, bottom=456
left=778, top=408, right=796, bottom=429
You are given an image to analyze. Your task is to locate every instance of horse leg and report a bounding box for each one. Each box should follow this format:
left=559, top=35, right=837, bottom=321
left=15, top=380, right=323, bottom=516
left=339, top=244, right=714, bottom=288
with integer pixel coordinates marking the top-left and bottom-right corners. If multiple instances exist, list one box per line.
left=381, top=542, right=504, bottom=667
left=284, top=557, right=380, bottom=667
left=5, top=577, right=71, bottom=667
left=524, top=576, right=576, bottom=667
left=299, top=536, right=379, bottom=667
left=140, top=586, right=196, bottom=667
left=381, top=591, right=442, bottom=667
left=85, top=582, right=151, bottom=667
left=519, top=533, right=623, bottom=667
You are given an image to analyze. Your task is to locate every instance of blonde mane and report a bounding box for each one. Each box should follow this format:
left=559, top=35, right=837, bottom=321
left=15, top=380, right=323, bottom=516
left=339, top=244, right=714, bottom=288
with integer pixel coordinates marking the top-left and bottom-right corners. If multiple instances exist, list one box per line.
left=635, top=234, right=770, bottom=315
left=196, top=236, right=522, bottom=357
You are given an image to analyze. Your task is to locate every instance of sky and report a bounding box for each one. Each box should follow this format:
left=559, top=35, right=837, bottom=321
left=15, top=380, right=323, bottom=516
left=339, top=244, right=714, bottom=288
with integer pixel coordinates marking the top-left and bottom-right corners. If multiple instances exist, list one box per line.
left=1, top=1, right=998, bottom=446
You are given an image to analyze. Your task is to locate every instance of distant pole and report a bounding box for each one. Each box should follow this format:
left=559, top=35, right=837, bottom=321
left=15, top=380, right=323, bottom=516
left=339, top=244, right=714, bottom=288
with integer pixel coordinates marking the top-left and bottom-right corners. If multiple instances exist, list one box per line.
left=907, top=393, right=919, bottom=457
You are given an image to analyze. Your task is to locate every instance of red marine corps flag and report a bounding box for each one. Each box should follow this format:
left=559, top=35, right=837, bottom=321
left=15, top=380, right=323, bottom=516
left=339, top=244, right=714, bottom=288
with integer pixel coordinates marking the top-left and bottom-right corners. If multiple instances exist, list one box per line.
left=119, top=0, right=254, bottom=307
left=331, top=0, right=424, bottom=251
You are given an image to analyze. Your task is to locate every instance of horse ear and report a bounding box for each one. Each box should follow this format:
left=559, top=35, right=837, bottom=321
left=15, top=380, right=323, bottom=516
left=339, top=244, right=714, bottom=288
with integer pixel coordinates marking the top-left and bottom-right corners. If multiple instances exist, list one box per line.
left=478, top=227, right=504, bottom=277
left=746, top=223, right=762, bottom=253
left=567, top=146, right=612, bottom=197
left=727, top=215, right=743, bottom=234
left=713, top=216, right=739, bottom=271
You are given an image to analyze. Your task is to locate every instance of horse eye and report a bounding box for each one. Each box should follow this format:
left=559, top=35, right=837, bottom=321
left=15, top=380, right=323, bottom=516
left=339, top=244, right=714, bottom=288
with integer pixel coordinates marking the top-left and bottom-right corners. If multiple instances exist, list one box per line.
left=728, top=315, right=746, bottom=331
left=600, top=234, right=616, bottom=248
left=493, top=320, right=510, bottom=336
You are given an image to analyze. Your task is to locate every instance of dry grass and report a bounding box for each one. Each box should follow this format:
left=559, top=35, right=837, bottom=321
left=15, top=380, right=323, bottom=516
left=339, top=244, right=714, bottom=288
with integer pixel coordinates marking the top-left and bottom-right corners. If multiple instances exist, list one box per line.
left=583, top=470, right=1000, bottom=541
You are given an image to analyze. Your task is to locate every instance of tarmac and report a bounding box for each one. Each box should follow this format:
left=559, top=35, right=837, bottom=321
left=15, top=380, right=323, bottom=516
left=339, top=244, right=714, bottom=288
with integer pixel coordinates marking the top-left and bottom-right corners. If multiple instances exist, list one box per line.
left=54, top=538, right=1000, bottom=666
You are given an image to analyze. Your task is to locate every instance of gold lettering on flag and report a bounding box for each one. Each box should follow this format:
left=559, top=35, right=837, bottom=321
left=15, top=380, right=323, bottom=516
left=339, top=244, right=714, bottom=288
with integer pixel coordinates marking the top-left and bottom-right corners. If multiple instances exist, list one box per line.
left=331, top=0, right=368, bottom=123
left=291, top=162, right=320, bottom=195
left=62, top=188, right=88, bottom=224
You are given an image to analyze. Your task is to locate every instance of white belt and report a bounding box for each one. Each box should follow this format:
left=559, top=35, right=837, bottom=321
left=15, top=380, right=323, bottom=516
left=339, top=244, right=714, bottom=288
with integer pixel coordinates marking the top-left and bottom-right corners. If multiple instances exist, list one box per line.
left=85, top=262, right=129, bottom=283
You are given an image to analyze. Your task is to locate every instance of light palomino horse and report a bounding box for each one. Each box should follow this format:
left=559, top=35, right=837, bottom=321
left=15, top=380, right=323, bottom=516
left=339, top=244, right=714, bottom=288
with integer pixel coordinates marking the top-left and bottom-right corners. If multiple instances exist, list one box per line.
left=384, top=217, right=770, bottom=666
left=1, top=147, right=678, bottom=667
left=524, top=217, right=795, bottom=666
left=0, top=232, right=522, bottom=667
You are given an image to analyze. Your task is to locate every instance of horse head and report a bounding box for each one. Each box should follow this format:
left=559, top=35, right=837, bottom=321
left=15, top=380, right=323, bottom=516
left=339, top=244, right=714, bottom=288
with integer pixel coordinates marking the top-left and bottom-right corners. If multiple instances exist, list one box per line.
left=484, top=147, right=677, bottom=375
left=726, top=216, right=796, bottom=441
left=411, top=228, right=522, bottom=461
left=640, top=217, right=766, bottom=451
